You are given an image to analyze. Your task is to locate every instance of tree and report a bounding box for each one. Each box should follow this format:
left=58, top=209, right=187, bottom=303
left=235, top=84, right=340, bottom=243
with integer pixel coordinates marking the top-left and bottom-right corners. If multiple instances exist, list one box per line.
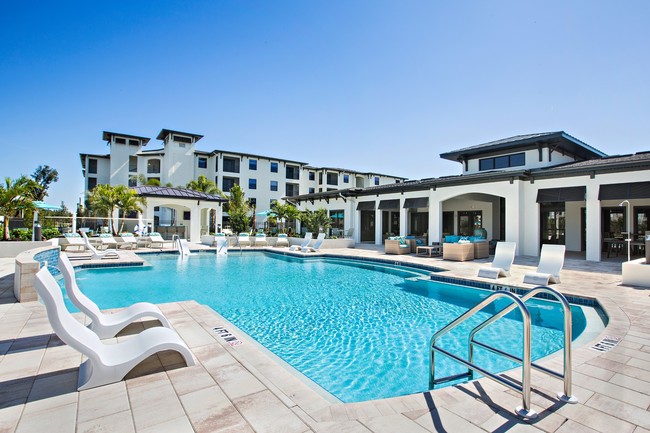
left=0, top=176, right=37, bottom=240
left=114, top=185, right=146, bottom=234
left=226, top=184, right=251, bottom=234
left=187, top=176, right=224, bottom=233
left=270, top=200, right=299, bottom=233
left=299, top=208, right=332, bottom=235
left=31, top=165, right=59, bottom=200
left=88, top=184, right=119, bottom=234
left=131, top=174, right=162, bottom=186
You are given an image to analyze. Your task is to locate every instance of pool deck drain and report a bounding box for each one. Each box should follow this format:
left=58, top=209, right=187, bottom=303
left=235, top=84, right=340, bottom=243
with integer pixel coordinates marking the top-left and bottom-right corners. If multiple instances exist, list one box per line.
left=0, top=245, right=649, bottom=432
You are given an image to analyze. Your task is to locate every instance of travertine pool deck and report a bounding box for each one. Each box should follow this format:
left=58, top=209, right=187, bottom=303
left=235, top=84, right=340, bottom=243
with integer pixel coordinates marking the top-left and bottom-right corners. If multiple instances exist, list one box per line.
left=0, top=244, right=649, bottom=432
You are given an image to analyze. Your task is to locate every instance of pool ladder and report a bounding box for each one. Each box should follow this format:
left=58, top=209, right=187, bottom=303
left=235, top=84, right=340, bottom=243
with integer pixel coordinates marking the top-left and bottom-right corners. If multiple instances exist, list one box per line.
left=429, top=286, right=578, bottom=419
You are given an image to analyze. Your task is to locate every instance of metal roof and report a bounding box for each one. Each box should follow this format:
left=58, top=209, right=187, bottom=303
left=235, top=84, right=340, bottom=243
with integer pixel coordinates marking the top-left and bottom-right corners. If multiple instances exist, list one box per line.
left=439, top=131, right=607, bottom=162
left=102, top=131, right=151, bottom=145
left=156, top=129, right=204, bottom=142
left=133, top=186, right=226, bottom=202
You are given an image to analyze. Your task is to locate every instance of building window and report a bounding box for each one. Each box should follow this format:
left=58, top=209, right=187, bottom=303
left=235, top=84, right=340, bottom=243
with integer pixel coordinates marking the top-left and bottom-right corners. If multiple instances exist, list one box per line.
left=319, top=173, right=323, bottom=184
left=222, top=176, right=239, bottom=192
left=286, top=165, right=300, bottom=180
left=270, top=162, right=278, bottom=173
left=223, top=157, right=240, bottom=173
left=249, top=178, right=257, bottom=189
left=87, top=177, right=97, bottom=190
left=374, top=176, right=380, bottom=185
left=249, top=198, right=257, bottom=207
left=249, top=159, right=257, bottom=170
left=147, top=159, right=161, bottom=174
left=479, top=153, right=525, bottom=171
left=343, top=174, right=349, bottom=183
left=308, top=187, right=315, bottom=194
left=183, top=211, right=191, bottom=220
left=129, top=156, right=137, bottom=172
left=198, top=157, right=207, bottom=169
left=88, top=158, right=98, bottom=174
left=285, top=183, right=299, bottom=196
left=326, top=172, right=338, bottom=185
left=270, top=180, right=278, bottom=191
left=309, top=171, right=315, bottom=181
left=115, top=137, right=126, bottom=144
left=173, top=135, right=192, bottom=144
left=128, top=139, right=139, bottom=146
left=128, top=176, right=137, bottom=187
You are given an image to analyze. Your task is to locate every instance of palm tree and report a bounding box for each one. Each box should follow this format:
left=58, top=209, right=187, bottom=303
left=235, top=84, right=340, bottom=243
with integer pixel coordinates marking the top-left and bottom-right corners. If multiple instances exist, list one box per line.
left=88, top=184, right=119, bottom=234
left=115, top=185, right=146, bottom=234
left=31, top=165, right=59, bottom=200
left=270, top=200, right=299, bottom=233
left=226, top=184, right=251, bottom=234
left=0, top=176, right=37, bottom=240
left=187, top=176, right=223, bottom=233
left=299, top=208, right=332, bottom=235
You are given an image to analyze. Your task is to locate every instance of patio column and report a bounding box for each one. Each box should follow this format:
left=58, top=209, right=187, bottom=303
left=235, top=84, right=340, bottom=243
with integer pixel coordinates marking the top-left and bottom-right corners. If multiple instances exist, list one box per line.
left=585, top=181, right=601, bottom=262
left=399, top=198, right=408, bottom=237
left=215, top=204, right=223, bottom=232
left=375, top=208, right=382, bottom=245
left=428, top=189, right=441, bottom=244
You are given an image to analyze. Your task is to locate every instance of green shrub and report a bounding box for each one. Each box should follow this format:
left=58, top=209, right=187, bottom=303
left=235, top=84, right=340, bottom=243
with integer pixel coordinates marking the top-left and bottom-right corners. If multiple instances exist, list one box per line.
left=11, top=228, right=32, bottom=241
left=42, top=228, right=61, bottom=239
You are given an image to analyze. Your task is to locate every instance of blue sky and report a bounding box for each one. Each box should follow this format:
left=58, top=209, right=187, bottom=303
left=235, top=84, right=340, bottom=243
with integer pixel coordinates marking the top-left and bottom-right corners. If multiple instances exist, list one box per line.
left=1, top=1, right=648, bottom=209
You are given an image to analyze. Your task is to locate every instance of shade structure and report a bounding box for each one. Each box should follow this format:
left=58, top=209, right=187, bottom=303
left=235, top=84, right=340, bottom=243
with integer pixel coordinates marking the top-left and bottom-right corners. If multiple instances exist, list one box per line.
left=378, top=199, right=400, bottom=210
left=33, top=201, right=63, bottom=211
left=403, top=197, right=429, bottom=209
left=256, top=210, right=277, bottom=217
left=598, top=182, right=650, bottom=200
left=356, top=201, right=376, bottom=211
left=536, top=187, right=586, bottom=203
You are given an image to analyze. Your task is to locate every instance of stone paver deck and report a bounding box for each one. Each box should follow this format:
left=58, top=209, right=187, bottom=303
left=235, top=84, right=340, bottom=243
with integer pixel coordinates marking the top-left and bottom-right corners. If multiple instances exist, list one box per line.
left=0, top=244, right=649, bottom=432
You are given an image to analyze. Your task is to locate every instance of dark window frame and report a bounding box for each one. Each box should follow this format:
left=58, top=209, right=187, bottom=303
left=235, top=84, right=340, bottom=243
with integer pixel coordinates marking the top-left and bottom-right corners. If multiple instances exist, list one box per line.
left=198, top=157, right=207, bottom=169
left=479, top=152, right=526, bottom=171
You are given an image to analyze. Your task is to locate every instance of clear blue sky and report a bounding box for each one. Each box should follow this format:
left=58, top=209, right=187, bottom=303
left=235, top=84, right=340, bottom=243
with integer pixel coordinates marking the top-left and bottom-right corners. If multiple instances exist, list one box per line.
left=1, top=1, right=648, bottom=209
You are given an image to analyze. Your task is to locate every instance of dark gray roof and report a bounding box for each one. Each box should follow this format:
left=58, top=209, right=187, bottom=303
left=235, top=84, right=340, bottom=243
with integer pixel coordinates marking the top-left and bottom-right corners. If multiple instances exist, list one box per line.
left=133, top=186, right=226, bottom=202
left=102, top=131, right=151, bottom=145
left=156, top=129, right=204, bottom=142
left=440, top=131, right=607, bottom=162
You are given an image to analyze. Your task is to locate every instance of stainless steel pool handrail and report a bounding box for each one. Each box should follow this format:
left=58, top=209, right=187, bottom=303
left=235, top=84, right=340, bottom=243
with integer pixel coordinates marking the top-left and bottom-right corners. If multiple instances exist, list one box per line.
left=468, top=286, right=577, bottom=404
left=430, top=291, right=537, bottom=419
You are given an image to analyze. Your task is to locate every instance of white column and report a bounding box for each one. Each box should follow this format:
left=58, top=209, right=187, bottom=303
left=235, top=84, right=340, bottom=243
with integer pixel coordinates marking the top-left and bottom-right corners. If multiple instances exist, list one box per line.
left=216, top=204, right=223, bottom=232
left=399, top=198, right=408, bottom=237
left=585, top=181, right=601, bottom=262
left=428, top=189, right=441, bottom=244
left=375, top=208, right=382, bottom=245
left=189, top=203, right=201, bottom=241
left=507, top=183, right=524, bottom=255
left=72, top=214, right=77, bottom=232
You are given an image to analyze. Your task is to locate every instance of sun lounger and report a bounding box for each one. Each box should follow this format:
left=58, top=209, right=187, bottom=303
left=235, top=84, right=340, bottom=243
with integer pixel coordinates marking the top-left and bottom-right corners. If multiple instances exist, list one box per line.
left=477, top=242, right=516, bottom=279
left=275, top=233, right=289, bottom=247
left=58, top=253, right=172, bottom=338
left=302, top=232, right=326, bottom=253
left=97, top=233, right=119, bottom=250
left=237, top=233, right=251, bottom=247
left=523, top=244, right=566, bottom=285
left=289, top=232, right=312, bottom=251
left=253, top=233, right=268, bottom=246
left=147, top=232, right=175, bottom=249
left=34, top=266, right=195, bottom=390
left=60, top=233, right=87, bottom=252
left=81, top=232, right=121, bottom=259
left=116, top=233, right=138, bottom=249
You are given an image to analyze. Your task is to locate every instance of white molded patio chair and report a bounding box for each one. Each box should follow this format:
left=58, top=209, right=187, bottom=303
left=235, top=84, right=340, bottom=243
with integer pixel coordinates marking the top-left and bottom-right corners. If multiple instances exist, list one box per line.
left=116, top=233, right=137, bottom=249
left=523, top=244, right=566, bottom=285
left=238, top=233, right=251, bottom=247
left=60, top=233, right=87, bottom=252
left=81, top=232, right=120, bottom=259
left=34, top=266, right=195, bottom=391
left=275, top=233, right=289, bottom=247
left=253, top=233, right=268, bottom=246
left=289, top=232, right=312, bottom=251
left=303, top=232, right=326, bottom=253
left=477, top=242, right=516, bottom=279
left=98, top=233, right=119, bottom=250
left=147, top=232, right=175, bottom=249
left=59, top=253, right=171, bottom=339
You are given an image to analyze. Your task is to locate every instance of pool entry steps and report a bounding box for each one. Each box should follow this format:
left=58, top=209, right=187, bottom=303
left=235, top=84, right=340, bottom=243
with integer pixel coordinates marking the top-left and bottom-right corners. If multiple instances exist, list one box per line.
left=429, top=285, right=578, bottom=420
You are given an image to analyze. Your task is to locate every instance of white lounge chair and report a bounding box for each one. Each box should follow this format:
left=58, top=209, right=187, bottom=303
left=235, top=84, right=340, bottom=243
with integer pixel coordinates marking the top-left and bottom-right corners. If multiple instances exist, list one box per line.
left=215, top=233, right=228, bottom=255
left=237, top=233, right=251, bottom=247
left=523, top=244, right=566, bottom=285
left=477, top=242, right=516, bottom=279
left=289, top=232, right=312, bottom=251
left=303, top=232, right=326, bottom=253
left=58, top=253, right=172, bottom=339
left=116, top=233, right=137, bottom=249
left=81, top=232, right=120, bottom=259
left=34, top=266, right=195, bottom=391
left=147, top=232, right=175, bottom=249
left=253, top=233, right=268, bottom=246
left=97, top=233, right=119, bottom=250
left=275, top=233, right=289, bottom=247
left=60, top=233, right=87, bottom=252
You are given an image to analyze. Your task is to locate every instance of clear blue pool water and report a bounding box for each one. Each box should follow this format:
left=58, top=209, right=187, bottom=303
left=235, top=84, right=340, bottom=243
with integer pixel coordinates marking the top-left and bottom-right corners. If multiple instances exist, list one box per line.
left=65, top=252, right=601, bottom=403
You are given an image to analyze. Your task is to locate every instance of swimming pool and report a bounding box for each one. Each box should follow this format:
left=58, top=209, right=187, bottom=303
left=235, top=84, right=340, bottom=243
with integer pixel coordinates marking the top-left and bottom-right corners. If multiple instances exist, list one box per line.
left=66, top=252, right=605, bottom=403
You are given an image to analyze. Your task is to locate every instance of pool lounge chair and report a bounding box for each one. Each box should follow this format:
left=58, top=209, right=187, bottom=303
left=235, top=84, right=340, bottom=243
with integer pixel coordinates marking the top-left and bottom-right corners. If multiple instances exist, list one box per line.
left=303, top=232, right=326, bottom=253
left=34, top=266, right=195, bottom=391
left=148, top=232, right=175, bottom=249
left=58, top=253, right=172, bottom=339
left=253, top=233, right=268, bottom=246
left=477, top=242, right=516, bottom=279
left=523, top=244, right=566, bottom=285
left=60, top=233, right=87, bottom=252
left=81, top=232, right=121, bottom=259
left=97, top=233, right=119, bottom=250
left=116, top=233, right=138, bottom=249
left=275, top=233, right=289, bottom=247
left=289, top=232, right=312, bottom=251
left=238, top=233, right=251, bottom=247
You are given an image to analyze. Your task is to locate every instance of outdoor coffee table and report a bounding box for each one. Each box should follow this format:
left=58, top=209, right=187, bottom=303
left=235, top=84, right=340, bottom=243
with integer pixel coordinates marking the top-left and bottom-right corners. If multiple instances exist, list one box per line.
left=416, top=245, right=442, bottom=257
